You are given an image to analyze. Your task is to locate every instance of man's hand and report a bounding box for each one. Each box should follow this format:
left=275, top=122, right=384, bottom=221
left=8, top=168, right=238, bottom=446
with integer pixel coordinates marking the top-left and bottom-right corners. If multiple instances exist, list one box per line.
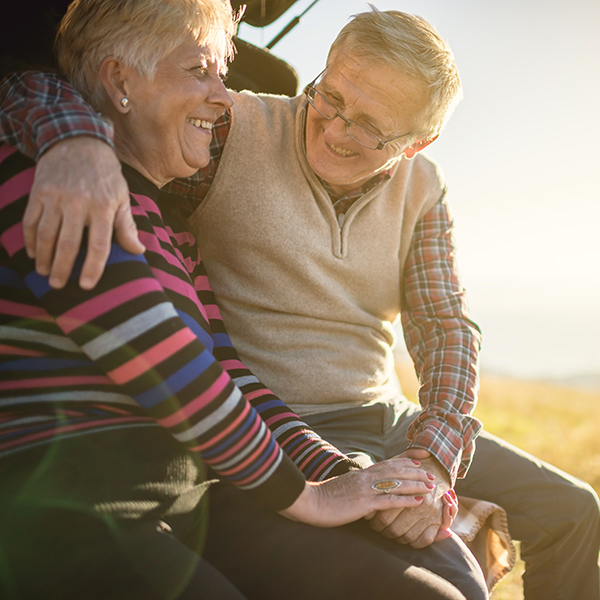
left=365, top=448, right=455, bottom=548
left=24, top=137, right=144, bottom=289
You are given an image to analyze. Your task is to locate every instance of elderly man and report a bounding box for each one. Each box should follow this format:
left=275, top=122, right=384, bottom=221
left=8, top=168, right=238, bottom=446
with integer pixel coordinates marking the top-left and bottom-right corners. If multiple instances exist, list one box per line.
left=1, top=7, right=599, bottom=599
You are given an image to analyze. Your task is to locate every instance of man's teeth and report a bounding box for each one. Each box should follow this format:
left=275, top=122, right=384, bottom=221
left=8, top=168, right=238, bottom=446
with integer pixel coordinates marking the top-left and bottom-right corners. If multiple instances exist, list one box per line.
left=328, top=143, right=355, bottom=157
left=187, top=118, right=213, bottom=130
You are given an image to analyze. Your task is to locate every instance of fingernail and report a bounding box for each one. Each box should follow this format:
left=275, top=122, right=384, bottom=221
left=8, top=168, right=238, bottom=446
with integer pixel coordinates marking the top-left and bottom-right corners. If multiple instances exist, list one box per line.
left=411, top=459, right=421, bottom=466
left=426, top=472, right=435, bottom=481
left=425, top=483, right=435, bottom=489
left=414, top=496, right=424, bottom=502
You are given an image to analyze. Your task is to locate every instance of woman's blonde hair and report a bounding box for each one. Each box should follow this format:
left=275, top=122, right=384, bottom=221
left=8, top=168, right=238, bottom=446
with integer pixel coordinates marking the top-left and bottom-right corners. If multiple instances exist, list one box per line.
left=328, top=6, right=462, bottom=143
left=56, top=0, right=238, bottom=108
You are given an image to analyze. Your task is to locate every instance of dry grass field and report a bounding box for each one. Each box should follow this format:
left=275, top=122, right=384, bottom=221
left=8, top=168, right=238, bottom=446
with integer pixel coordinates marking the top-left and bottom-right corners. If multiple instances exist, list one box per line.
left=395, top=362, right=600, bottom=599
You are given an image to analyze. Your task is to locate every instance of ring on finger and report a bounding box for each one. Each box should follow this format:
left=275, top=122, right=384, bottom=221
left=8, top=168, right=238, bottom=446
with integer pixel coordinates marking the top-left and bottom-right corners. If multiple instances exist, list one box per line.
left=371, top=479, right=403, bottom=494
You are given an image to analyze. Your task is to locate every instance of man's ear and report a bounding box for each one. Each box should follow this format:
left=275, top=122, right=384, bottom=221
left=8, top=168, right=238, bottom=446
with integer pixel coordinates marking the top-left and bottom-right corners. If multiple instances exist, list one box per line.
left=98, top=56, right=131, bottom=113
left=402, top=135, right=439, bottom=159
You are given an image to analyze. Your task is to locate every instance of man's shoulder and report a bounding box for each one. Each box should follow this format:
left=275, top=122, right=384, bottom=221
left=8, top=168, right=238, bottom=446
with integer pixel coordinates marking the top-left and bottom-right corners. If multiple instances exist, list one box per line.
left=226, top=91, right=303, bottom=152
left=229, top=90, right=303, bottom=117
left=393, top=151, right=446, bottom=192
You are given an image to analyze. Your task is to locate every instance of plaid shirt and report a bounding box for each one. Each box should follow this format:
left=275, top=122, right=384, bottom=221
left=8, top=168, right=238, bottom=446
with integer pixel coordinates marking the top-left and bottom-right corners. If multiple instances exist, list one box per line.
left=0, top=71, right=482, bottom=482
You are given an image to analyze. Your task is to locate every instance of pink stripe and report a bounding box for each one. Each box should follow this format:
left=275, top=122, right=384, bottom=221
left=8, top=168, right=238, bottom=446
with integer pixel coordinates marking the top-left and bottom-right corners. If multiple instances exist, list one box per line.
left=309, top=454, right=338, bottom=480
left=164, top=226, right=195, bottom=247
left=0, top=415, right=152, bottom=451
left=193, top=275, right=212, bottom=291
left=284, top=437, right=314, bottom=459
left=0, top=222, right=25, bottom=256
left=244, top=388, right=270, bottom=401
left=154, top=268, right=201, bottom=306
left=219, top=359, right=245, bottom=371
left=214, top=418, right=262, bottom=463
left=0, top=299, right=52, bottom=321
left=188, top=402, right=252, bottom=450
left=137, top=230, right=163, bottom=253
left=159, top=370, right=231, bottom=428
left=0, top=375, right=109, bottom=390
left=152, top=268, right=209, bottom=323
left=0, top=166, right=35, bottom=210
left=108, top=327, right=196, bottom=384
left=57, top=278, right=162, bottom=334
left=263, top=412, right=296, bottom=427
left=204, top=304, right=222, bottom=320
left=215, top=432, right=273, bottom=475
left=228, top=445, right=281, bottom=486
left=92, top=404, right=134, bottom=415
left=130, top=193, right=158, bottom=212
left=0, top=344, right=44, bottom=357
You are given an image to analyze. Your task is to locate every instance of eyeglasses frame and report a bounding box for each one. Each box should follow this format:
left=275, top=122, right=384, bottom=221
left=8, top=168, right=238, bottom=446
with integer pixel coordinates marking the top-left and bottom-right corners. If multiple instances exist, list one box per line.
left=303, top=70, right=413, bottom=151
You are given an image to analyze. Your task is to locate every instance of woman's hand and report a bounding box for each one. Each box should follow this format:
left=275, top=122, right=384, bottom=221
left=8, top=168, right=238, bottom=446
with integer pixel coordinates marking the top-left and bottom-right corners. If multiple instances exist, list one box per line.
left=279, top=457, right=436, bottom=528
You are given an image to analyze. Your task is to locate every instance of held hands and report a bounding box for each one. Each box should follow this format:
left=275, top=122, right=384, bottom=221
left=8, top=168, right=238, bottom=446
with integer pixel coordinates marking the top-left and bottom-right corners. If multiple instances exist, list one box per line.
left=24, top=137, right=144, bottom=289
left=279, top=457, right=437, bottom=528
left=365, top=448, right=457, bottom=548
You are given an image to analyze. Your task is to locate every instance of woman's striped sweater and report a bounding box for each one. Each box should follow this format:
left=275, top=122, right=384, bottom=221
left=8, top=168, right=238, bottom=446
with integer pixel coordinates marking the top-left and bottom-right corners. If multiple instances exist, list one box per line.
left=0, top=146, right=357, bottom=510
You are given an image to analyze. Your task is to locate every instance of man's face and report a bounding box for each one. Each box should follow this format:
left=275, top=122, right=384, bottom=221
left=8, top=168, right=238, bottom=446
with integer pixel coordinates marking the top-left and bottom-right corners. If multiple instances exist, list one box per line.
left=305, top=47, right=428, bottom=196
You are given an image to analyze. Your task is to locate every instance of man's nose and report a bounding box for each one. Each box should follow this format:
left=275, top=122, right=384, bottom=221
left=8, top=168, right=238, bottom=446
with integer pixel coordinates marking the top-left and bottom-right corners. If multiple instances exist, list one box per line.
left=323, top=113, right=352, bottom=142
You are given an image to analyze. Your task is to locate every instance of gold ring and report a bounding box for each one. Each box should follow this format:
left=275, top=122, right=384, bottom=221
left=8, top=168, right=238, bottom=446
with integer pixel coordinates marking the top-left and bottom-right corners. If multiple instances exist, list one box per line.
left=371, top=479, right=402, bottom=494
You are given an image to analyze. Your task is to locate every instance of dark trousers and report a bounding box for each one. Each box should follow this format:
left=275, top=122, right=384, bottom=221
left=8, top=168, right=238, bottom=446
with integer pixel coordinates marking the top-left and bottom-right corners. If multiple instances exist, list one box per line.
left=304, top=400, right=600, bottom=600
left=0, top=423, right=478, bottom=600
left=0, top=426, right=245, bottom=600
left=203, top=483, right=486, bottom=600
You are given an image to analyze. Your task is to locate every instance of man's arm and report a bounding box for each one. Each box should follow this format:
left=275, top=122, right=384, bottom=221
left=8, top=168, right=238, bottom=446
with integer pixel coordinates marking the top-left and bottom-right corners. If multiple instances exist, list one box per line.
left=368, top=194, right=482, bottom=547
left=0, top=71, right=142, bottom=288
left=401, top=194, right=483, bottom=483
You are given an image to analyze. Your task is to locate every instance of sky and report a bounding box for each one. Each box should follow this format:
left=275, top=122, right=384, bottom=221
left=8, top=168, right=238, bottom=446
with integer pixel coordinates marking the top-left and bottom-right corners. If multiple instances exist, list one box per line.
left=238, top=0, right=600, bottom=381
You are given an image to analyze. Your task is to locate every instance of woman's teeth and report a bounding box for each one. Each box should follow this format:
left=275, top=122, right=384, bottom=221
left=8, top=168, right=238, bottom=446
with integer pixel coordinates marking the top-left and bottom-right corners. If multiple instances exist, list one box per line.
left=328, top=143, right=355, bottom=157
left=187, top=118, right=213, bottom=130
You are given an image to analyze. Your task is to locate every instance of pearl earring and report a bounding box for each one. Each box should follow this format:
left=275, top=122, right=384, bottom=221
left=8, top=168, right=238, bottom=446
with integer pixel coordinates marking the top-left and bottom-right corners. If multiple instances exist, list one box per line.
left=120, top=97, right=130, bottom=108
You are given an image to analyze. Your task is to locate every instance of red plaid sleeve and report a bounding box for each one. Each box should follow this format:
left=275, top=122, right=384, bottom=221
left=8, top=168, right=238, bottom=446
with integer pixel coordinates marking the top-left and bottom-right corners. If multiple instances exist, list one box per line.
left=0, top=71, right=114, bottom=160
left=401, top=194, right=483, bottom=484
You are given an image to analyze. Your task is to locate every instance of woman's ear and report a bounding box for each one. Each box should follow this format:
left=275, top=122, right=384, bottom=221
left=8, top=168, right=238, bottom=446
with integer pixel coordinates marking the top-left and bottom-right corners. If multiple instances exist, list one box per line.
left=98, top=56, right=131, bottom=114
left=402, top=135, right=439, bottom=159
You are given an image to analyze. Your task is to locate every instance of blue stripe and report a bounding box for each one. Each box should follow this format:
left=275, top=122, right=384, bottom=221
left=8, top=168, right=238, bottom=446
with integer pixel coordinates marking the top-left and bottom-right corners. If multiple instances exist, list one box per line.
left=176, top=310, right=214, bottom=352
left=224, top=435, right=279, bottom=483
left=252, top=399, right=285, bottom=413
left=212, top=333, right=233, bottom=348
left=24, top=244, right=147, bottom=299
left=133, top=349, right=216, bottom=408
left=0, top=266, right=27, bottom=289
left=201, top=410, right=256, bottom=459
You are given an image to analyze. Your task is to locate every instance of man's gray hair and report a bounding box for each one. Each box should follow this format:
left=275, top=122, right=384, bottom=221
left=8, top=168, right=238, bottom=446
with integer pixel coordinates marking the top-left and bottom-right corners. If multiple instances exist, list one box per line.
left=56, top=0, right=238, bottom=109
left=327, top=6, right=462, bottom=142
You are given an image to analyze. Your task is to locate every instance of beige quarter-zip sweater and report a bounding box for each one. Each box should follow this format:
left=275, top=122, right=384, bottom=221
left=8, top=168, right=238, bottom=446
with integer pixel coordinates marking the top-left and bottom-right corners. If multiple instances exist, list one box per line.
left=187, top=91, right=445, bottom=415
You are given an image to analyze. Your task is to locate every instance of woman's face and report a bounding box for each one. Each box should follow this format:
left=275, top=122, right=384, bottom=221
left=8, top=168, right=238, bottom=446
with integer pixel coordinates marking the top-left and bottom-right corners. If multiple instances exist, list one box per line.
left=116, top=34, right=233, bottom=187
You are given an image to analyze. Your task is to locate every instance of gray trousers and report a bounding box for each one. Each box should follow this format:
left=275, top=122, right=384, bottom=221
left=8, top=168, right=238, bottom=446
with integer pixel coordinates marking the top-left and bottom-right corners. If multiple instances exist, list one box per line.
left=304, top=399, right=600, bottom=600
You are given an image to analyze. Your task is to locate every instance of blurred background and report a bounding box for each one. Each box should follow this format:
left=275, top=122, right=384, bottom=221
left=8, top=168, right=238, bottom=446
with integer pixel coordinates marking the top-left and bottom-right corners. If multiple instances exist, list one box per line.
left=237, top=0, right=600, bottom=387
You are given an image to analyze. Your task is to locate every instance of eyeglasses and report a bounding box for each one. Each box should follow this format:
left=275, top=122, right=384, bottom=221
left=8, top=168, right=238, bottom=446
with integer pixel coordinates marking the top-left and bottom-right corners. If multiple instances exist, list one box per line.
left=303, top=70, right=412, bottom=151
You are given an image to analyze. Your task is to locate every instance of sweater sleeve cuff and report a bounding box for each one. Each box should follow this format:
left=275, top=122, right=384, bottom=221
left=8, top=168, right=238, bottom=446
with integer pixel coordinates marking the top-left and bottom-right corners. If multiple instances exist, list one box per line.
left=240, top=451, right=307, bottom=512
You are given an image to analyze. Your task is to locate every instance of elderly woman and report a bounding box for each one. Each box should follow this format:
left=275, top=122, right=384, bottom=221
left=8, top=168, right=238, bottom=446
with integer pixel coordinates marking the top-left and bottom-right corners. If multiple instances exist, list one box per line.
left=0, top=1, right=480, bottom=599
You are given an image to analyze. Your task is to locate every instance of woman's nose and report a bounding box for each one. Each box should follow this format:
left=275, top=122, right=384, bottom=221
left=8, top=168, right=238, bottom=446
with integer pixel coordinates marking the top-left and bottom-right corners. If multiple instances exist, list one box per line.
left=209, top=76, right=234, bottom=110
